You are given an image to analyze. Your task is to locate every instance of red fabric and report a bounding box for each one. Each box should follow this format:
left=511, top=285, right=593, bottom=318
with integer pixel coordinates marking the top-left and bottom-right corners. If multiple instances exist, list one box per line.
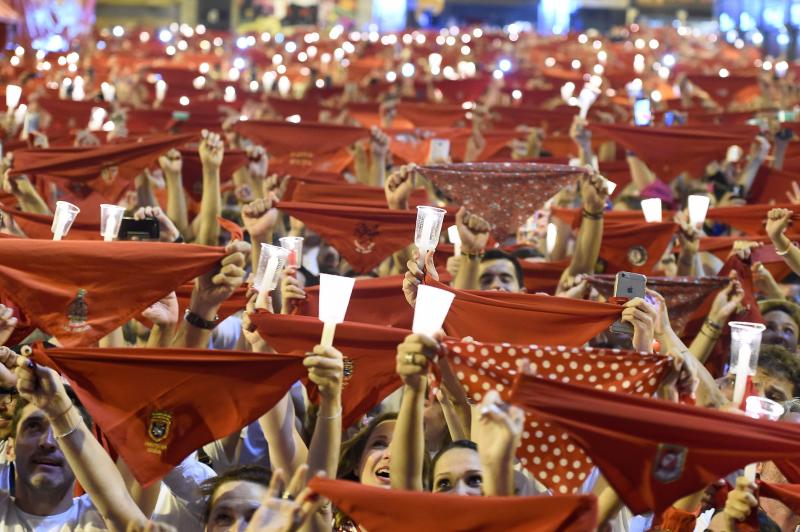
left=37, top=98, right=106, bottom=134
left=232, top=120, right=368, bottom=157
left=444, top=339, right=670, bottom=493
left=588, top=123, right=758, bottom=178
left=290, top=182, right=428, bottom=209
left=586, top=275, right=728, bottom=335
left=749, top=167, right=800, bottom=205
left=686, top=75, right=759, bottom=107
left=309, top=477, right=597, bottom=532
left=216, top=216, right=244, bottom=242
left=38, top=346, right=305, bottom=486
left=9, top=133, right=197, bottom=183
left=248, top=311, right=408, bottom=427
left=425, top=277, right=622, bottom=346
left=650, top=507, right=697, bottom=532
left=5, top=208, right=101, bottom=240
left=520, top=259, right=571, bottom=295
left=510, top=374, right=800, bottom=514
left=297, top=275, right=413, bottom=329
left=0, top=240, right=224, bottom=347
left=758, top=481, right=800, bottom=515
left=598, top=222, right=677, bottom=274
left=489, top=107, right=577, bottom=134
left=433, top=76, right=491, bottom=103
left=707, top=204, right=800, bottom=235
left=552, top=208, right=678, bottom=229
left=138, top=282, right=247, bottom=329
left=179, top=148, right=248, bottom=202
left=0, top=294, right=35, bottom=347
left=277, top=201, right=453, bottom=273
left=396, top=102, right=467, bottom=128
left=417, top=163, right=585, bottom=239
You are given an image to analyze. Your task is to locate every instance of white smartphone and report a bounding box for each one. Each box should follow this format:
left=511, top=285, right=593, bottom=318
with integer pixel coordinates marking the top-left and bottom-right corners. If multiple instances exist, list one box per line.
left=428, top=139, right=450, bottom=163
left=633, top=98, right=652, bottom=126
left=610, top=271, right=647, bottom=334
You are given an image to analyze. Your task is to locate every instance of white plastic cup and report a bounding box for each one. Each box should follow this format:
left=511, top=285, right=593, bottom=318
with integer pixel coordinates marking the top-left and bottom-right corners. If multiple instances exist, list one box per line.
left=5, top=85, right=21, bottom=111
left=729, top=321, right=766, bottom=406
left=100, top=204, right=125, bottom=241
left=687, top=195, right=710, bottom=229
left=254, top=244, right=290, bottom=293
left=413, top=285, right=455, bottom=337
left=640, top=197, right=662, bottom=223
left=279, top=236, right=304, bottom=269
left=447, top=225, right=461, bottom=256
left=155, top=80, right=167, bottom=102
left=51, top=201, right=80, bottom=241
left=100, top=82, right=116, bottom=102
left=415, top=205, right=446, bottom=257
left=318, top=273, right=356, bottom=348
left=743, top=396, right=784, bottom=481
left=726, top=145, right=743, bottom=164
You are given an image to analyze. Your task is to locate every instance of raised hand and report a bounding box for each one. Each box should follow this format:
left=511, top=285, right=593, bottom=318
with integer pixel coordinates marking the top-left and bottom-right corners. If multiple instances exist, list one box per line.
left=621, top=297, right=657, bottom=352
left=199, top=129, right=224, bottom=171
left=456, top=207, right=490, bottom=254
left=384, top=164, right=416, bottom=210
left=158, top=149, right=182, bottom=177
left=15, top=354, right=70, bottom=418
left=242, top=196, right=279, bottom=241
left=247, top=145, right=269, bottom=181
left=304, top=345, right=344, bottom=401
left=402, top=250, right=439, bottom=307
left=766, top=207, right=792, bottom=244
left=0, top=304, right=19, bottom=347
left=133, top=206, right=181, bottom=242
left=193, top=240, right=250, bottom=315
left=370, top=127, right=389, bottom=159
left=396, top=333, right=440, bottom=387
left=244, top=466, right=325, bottom=532
left=579, top=171, right=608, bottom=214
left=141, top=291, right=179, bottom=327
left=280, top=266, right=306, bottom=315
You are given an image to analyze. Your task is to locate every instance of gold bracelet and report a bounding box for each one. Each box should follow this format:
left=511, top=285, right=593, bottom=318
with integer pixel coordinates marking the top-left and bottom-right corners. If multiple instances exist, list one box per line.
left=776, top=243, right=793, bottom=256
left=318, top=407, right=342, bottom=420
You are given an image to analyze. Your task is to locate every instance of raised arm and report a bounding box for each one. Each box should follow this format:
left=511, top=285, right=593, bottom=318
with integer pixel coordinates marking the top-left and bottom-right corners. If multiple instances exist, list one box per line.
left=626, top=153, right=657, bottom=191
left=563, top=172, right=607, bottom=279
left=766, top=207, right=800, bottom=276
left=688, top=278, right=744, bottom=364
left=242, top=196, right=279, bottom=274
left=736, top=136, right=770, bottom=193
left=172, top=240, right=249, bottom=348
left=304, top=345, right=344, bottom=481
left=369, top=128, right=389, bottom=187
left=14, top=354, right=147, bottom=529
left=452, top=208, right=490, bottom=290
left=159, top=149, right=191, bottom=240
left=472, top=391, right=524, bottom=496
left=390, top=333, right=438, bottom=490
left=195, top=130, right=224, bottom=246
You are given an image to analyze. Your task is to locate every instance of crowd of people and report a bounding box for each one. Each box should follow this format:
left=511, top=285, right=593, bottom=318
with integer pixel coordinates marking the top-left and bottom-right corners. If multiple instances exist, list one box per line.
left=0, top=18, right=800, bottom=532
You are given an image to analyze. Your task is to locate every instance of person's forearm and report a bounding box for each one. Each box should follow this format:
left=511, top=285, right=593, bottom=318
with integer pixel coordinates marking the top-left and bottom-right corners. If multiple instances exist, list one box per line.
left=307, top=393, right=342, bottom=481
left=15, top=180, right=51, bottom=215
left=196, top=167, right=221, bottom=246
left=369, top=153, right=386, bottom=187
left=250, top=234, right=273, bottom=274
left=171, top=297, right=219, bottom=348
left=164, top=172, right=191, bottom=239
left=577, top=142, right=593, bottom=166
left=676, top=250, right=695, bottom=277
left=688, top=328, right=717, bottom=364
left=549, top=218, right=571, bottom=262
left=772, top=140, right=789, bottom=170
left=99, top=327, right=125, bottom=348
left=597, top=141, right=615, bottom=162
left=453, top=255, right=481, bottom=290
left=567, top=216, right=603, bottom=277
left=773, top=234, right=800, bottom=277
left=662, top=329, right=727, bottom=408
left=116, top=458, right=161, bottom=520
left=627, top=154, right=656, bottom=190
left=390, top=381, right=426, bottom=490
left=480, top=451, right=514, bottom=496
left=736, top=157, right=763, bottom=192
left=135, top=173, right=159, bottom=210
left=259, top=393, right=308, bottom=477
left=147, top=323, right=176, bottom=348
left=232, top=167, right=256, bottom=204
left=353, top=146, right=369, bottom=185
left=50, top=405, right=147, bottom=529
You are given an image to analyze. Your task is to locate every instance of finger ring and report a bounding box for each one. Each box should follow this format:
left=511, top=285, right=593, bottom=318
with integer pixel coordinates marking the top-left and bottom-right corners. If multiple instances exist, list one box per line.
left=405, top=354, right=414, bottom=365
left=282, top=492, right=295, bottom=501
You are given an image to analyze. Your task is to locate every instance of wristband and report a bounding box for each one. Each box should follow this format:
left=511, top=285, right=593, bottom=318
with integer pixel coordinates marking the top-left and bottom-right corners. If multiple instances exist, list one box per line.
left=318, top=407, right=342, bottom=420
left=582, top=208, right=604, bottom=220
left=184, top=309, right=219, bottom=330
left=704, top=319, right=723, bottom=331
left=776, top=242, right=793, bottom=256
left=460, top=250, right=485, bottom=260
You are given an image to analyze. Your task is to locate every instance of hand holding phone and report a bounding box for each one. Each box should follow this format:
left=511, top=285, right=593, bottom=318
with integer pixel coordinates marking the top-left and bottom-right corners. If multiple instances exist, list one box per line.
left=118, top=217, right=160, bottom=240
left=610, top=271, right=647, bottom=334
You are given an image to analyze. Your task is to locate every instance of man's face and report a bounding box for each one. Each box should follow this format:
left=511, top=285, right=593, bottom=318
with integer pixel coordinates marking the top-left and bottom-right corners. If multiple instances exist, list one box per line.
left=753, top=367, right=795, bottom=404
left=206, top=480, right=269, bottom=532
left=479, top=259, right=522, bottom=292
left=762, top=310, right=799, bottom=353
left=0, top=392, right=18, bottom=440
left=12, top=404, right=75, bottom=495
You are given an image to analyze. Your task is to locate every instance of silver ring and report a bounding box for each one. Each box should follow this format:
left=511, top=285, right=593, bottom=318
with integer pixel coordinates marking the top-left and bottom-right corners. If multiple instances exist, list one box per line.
left=405, top=353, right=414, bottom=365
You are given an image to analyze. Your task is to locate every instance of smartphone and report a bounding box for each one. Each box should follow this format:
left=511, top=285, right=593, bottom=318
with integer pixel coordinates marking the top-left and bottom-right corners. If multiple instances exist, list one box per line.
left=118, top=217, right=160, bottom=240
left=428, top=139, right=450, bottom=162
left=171, top=111, right=190, bottom=121
left=664, top=111, right=676, bottom=127
left=610, top=271, right=647, bottom=334
left=633, top=99, right=652, bottom=126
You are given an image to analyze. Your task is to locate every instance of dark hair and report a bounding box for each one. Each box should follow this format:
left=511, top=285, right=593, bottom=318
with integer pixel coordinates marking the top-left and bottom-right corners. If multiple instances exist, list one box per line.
left=428, top=440, right=478, bottom=490
left=758, top=344, right=800, bottom=397
left=201, top=464, right=272, bottom=523
left=11, top=385, right=91, bottom=438
left=337, top=412, right=398, bottom=481
left=511, top=247, right=544, bottom=260
left=481, top=249, right=524, bottom=289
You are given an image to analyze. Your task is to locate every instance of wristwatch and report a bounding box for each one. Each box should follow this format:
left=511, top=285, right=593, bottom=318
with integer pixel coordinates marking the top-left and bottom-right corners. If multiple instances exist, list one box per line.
left=184, top=309, right=219, bottom=330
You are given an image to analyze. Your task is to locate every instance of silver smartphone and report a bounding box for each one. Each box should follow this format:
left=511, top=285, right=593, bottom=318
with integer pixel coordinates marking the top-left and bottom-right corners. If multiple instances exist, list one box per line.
left=610, top=271, right=647, bottom=334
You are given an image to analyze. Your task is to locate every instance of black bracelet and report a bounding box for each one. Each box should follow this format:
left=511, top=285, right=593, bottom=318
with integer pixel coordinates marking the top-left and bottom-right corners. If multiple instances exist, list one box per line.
left=582, top=208, right=604, bottom=220
left=173, top=235, right=185, bottom=244
left=460, top=250, right=485, bottom=260
left=184, top=309, right=219, bottom=330
left=705, top=319, right=723, bottom=331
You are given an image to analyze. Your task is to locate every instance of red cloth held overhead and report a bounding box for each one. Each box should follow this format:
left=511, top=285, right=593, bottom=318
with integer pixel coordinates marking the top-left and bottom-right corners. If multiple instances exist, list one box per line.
left=297, top=275, right=413, bottom=329
left=417, top=162, right=585, bottom=240
left=38, top=346, right=305, bottom=486
left=510, top=374, right=800, bottom=514
left=425, top=277, right=622, bottom=346
left=9, top=133, right=197, bottom=183
left=0, top=240, right=225, bottom=347
left=139, top=282, right=248, bottom=329
left=759, top=481, right=800, bottom=515
left=179, top=147, right=248, bottom=202
left=707, top=203, right=800, bottom=235
left=5, top=208, right=101, bottom=240
left=232, top=120, right=369, bottom=157
left=308, top=477, right=597, bottom=532
left=686, top=74, right=759, bottom=107
left=290, top=182, right=428, bottom=209
left=277, top=201, right=454, bottom=273
left=444, top=339, right=670, bottom=494
left=248, top=311, right=408, bottom=427
left=395, top=102, right=467, bottom=128
left=589, top=123, right=758, bottom=178
left=520, top=259, right=571, bottom=295
left=598, top=221, right=677, bottom=274
left=586, top=275, right=728, bottom=335
left=748, top=167, right=800, bottom=205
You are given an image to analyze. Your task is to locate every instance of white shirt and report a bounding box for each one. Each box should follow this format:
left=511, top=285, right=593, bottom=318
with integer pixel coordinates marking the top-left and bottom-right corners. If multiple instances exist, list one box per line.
left=0, top=492, right=106, bottom=531
left=151, top=452, right=216, bottom=529
left=0, top=441, right=12, bottom=492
